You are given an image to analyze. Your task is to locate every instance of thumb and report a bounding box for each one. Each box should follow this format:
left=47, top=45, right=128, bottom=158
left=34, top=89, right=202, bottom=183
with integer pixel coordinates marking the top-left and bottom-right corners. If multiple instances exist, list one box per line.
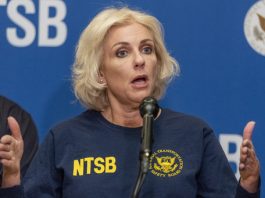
left=243, top=121, right=255, bottom=140
left=7, top=116, right=22, bottom=141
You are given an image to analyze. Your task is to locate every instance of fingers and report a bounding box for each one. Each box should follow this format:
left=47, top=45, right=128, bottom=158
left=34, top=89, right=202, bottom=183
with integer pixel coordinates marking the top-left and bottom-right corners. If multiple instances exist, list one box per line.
left=0, top=159, right=14, bottom=167
left=0, top=138, right=14, bottom=167
left=0, top=117, right=24, bottom=187
left=0, top=142, right=11, bottom=152
left=0, top=151, right=12, bottom=161
left=240, top=121, right=256, bottom=171
left=0, top=135, right=15, bottom=162
left=243, top=121, right=255, bottom=140
left=239, top=139, right=257, bottom=173
left=0, top=135, right=13, bottom=162
left=0, top=117, right=24, bottom=170
left=0, top=135, right=13, bottom=144
left=7, top=116, right=23, bottom=141
left=239, top=121, right=260, bottom=192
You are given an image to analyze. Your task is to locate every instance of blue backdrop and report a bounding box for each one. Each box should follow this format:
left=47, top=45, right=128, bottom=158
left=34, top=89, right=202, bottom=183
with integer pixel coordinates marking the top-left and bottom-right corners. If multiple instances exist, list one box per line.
left=0, top=0, right=264, bottom=196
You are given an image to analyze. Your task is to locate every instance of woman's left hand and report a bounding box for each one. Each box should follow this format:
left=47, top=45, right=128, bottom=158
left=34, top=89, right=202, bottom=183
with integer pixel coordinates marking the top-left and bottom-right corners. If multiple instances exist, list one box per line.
left=239, top=121, right=260, bottom=193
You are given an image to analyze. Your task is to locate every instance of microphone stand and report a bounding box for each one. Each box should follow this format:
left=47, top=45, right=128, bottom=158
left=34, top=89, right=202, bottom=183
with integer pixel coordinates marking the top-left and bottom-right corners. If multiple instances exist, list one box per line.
left=131, top=97, right=159, bottom=198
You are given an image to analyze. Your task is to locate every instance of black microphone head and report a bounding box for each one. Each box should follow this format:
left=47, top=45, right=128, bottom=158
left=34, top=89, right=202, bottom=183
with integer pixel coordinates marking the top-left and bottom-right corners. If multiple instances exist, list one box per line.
left=139, top=96, right=159, bottom=118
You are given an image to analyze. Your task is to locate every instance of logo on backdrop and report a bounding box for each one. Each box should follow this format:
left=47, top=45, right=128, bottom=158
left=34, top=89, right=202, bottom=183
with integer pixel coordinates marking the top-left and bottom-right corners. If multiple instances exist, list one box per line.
left=219, top=133, right=242, bottom=179
left=149, top=149, right=183, bottom=177
left=0, top=0, right=67, bottom=47
left=244, top=0, right=265, bottom=56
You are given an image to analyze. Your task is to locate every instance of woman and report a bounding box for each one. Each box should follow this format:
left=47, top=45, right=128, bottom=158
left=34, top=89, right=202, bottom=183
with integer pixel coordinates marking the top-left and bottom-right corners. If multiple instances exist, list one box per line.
left=0, top=7, right=260, bottom=197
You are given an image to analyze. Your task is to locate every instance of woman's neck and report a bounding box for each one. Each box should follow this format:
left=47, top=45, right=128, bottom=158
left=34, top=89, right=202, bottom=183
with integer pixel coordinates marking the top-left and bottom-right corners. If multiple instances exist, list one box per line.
left=101, top=105, right=143, bottom=128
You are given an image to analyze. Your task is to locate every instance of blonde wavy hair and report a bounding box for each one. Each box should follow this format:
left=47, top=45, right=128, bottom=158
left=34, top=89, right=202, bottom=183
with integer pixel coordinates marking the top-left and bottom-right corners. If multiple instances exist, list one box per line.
left=72, top=7, right=180, bottom=111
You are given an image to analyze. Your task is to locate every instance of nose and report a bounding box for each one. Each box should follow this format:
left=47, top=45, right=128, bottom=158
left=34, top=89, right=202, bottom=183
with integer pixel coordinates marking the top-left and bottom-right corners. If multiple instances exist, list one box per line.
left=133, top=51, right=145, bottom=69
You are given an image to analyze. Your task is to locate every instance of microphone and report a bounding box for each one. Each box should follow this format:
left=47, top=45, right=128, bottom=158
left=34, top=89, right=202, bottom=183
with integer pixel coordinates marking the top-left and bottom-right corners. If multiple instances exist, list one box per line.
left=131, top=97, right=159, bottom=198
left=139, top=97, right=159, bottom=173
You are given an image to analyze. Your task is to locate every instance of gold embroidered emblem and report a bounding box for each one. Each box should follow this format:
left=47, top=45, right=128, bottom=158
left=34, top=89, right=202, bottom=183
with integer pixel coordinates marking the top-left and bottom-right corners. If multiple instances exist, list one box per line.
left=149, top=149, right=183, bottom=177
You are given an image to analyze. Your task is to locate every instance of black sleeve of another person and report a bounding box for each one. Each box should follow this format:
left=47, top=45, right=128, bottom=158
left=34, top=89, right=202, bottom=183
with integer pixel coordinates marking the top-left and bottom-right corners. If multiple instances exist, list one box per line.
left=0, top=96, right=39, bottom=182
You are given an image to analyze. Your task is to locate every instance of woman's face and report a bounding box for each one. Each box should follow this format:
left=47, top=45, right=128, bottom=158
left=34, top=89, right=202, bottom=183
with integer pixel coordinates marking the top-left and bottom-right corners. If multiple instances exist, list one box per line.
left=101, top=22, right=158, bottom=107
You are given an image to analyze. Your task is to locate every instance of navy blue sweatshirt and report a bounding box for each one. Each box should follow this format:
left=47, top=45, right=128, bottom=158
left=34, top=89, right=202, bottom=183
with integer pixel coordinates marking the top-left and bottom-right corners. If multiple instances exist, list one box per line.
left=0, top=109, right=260, bottom=197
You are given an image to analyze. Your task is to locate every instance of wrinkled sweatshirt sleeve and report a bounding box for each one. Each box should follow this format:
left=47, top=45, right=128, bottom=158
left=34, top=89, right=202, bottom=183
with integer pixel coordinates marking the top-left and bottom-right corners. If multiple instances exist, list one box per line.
left=196, top=126, right=238, bottom=197
left=197, top=126, right=260, bottom=198
left=0, top=130, right=62, bottom=198
left=235, top=179, right=260, bottom=198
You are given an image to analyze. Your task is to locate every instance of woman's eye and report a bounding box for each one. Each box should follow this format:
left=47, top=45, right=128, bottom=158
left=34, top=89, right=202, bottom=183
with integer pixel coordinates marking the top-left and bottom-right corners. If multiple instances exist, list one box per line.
left=116, top=50, right=128, bottom=58
left=142, top=46, right=153, bottom=54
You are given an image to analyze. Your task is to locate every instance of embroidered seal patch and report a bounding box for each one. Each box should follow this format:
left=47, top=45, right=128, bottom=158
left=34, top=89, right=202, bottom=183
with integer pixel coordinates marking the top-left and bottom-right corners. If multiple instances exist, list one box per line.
left=149, top=149, right=183, bottom=177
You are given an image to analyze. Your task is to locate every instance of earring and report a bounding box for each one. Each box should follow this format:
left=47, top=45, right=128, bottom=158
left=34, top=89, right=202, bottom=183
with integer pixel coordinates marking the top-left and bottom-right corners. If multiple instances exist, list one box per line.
left=99, top=78, right=105, bottom=84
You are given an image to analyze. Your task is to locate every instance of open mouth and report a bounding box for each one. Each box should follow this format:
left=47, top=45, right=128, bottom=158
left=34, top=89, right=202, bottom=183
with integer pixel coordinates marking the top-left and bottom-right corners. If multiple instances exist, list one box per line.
left=131, top=75, right=148, bottom=87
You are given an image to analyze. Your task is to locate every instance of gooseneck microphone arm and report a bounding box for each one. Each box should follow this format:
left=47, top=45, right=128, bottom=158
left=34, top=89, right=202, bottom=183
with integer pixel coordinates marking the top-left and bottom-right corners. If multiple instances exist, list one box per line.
left=131, top=97, right=159, bottom=198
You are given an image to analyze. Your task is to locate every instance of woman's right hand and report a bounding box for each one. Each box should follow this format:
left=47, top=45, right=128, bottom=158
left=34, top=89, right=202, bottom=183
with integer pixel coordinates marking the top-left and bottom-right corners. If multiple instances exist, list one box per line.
left=0, top=116, right=24, bottom=188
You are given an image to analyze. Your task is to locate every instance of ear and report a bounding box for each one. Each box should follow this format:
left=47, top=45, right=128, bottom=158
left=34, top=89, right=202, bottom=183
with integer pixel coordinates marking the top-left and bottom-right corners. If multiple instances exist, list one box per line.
left=98, top=70, right=106, bottom=84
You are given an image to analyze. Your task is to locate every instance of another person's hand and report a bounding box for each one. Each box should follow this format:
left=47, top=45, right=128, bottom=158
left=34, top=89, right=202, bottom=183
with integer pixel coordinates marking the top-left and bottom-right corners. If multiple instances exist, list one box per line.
left=239, top=121, right=260, bottom=193
left=0, top=116, right=24, bottom=188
